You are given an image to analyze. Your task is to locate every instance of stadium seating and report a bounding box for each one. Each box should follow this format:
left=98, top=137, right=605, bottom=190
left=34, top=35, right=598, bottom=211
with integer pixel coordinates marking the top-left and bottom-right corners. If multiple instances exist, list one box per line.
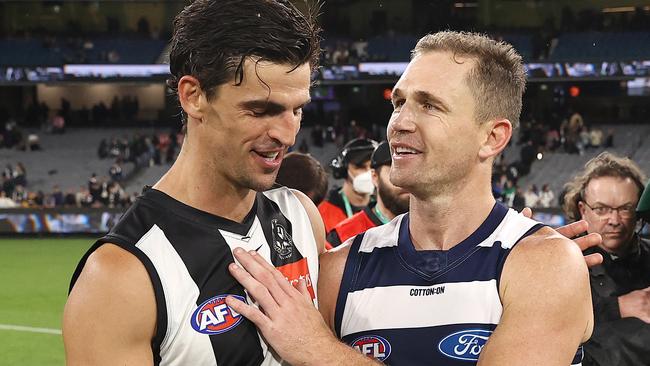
left=0, top=128, right=162, bottom=192
left=515, top=124, right=650, bottom=198
left=0, top=38, right=167, bottom=66
left=550, top=32, right=650, bottom=61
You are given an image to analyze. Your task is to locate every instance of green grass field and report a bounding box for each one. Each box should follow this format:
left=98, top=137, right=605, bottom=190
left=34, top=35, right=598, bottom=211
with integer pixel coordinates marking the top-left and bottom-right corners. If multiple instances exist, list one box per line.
left=0, top=238, right=92, bottom=366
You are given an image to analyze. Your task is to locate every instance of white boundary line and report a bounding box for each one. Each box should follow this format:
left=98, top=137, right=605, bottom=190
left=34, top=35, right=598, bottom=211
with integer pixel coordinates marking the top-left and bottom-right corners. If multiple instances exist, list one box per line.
left=0, top=324, right=62, bottom=335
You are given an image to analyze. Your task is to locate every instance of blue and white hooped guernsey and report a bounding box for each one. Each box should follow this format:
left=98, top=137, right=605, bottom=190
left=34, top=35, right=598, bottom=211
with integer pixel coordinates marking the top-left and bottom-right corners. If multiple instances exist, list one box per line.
left=334, top=203, right=583, bottom=365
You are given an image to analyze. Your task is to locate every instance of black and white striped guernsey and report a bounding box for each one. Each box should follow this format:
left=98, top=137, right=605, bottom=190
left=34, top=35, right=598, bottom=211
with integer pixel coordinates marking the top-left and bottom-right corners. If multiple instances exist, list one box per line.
left=334, top=202, right=583, bottom=365
left=69, top=186, right=319, bottom=366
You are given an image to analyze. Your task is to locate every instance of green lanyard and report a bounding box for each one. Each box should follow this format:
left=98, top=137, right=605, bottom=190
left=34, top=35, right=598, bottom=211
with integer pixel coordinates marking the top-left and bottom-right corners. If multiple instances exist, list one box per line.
left=339, top=189, right=354, bottom=218
left=373, top=205, right=391, bottom=224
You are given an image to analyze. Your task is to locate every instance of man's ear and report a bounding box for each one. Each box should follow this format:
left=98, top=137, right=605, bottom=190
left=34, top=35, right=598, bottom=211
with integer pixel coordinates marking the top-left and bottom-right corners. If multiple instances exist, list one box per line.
left=578, top=201, right=587, bottom=219
left=371, top=168, right=379, bottom=188
left=177, top=75, right=204, bottom=121
left=478, top=118, right=512, bottom=160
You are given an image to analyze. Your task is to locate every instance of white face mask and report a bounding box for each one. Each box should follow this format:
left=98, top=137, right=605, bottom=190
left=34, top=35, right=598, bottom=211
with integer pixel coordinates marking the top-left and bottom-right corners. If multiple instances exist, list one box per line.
left=352, top=170, right=374, bottom=195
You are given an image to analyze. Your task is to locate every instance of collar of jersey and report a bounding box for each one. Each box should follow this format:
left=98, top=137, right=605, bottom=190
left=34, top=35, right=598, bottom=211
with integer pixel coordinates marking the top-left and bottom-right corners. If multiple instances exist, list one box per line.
left=141, top=187, right=258, bottom=236
left=396, top=202, right=508, bottom=279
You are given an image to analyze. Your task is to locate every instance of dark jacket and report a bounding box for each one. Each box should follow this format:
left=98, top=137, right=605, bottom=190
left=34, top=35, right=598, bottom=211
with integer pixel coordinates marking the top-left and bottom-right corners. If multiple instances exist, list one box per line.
left=582, top=236, right=650, bottom=366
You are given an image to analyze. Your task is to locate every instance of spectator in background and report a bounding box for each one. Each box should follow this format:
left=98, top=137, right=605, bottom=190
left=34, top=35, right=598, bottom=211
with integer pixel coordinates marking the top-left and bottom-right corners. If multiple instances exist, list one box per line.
left=51, top=185, right=64, bottom=207
left=76, top=185, right=93, bottom=208
left=25, top=133, right=41, bottom=151
left=275, top=152, right=328, bottom=206
left=12, top=185, right=27, bottom=205
left=51, top=113, right=65, bottom=134
left=0, top=191, right=16, bottom=208
left=523, top=184, right=540, bottom=208
left=318, top=138, right=377, bottom=233
left=502, top=179, right=516, bottom=206
left=538, top=183, right=555, bottom=208
left=563, top=152, right=650, bottom=366
left=326, top=141, right=409, bottom=248
left=109, top=162, right=123, bottom=182
left=64, top=189, right=77, bottom=207
left=13, top=163, right=26, bottom=187
left=590, top=127, right=603, bottom=148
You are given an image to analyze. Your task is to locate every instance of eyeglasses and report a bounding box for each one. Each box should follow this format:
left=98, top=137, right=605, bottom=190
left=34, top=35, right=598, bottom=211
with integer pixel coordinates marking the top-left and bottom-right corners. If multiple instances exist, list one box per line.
left=582, top=201, right=636, bottom=218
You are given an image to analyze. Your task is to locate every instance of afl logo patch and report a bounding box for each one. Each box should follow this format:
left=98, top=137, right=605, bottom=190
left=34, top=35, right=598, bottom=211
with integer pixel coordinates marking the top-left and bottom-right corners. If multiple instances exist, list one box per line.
left=271, top=219, right=293, bottom=259
left=190, top=295, right=245, bottom=335
left=438, top=329, right=491, bottom=361
left=351, top=335, right=391, bottom=361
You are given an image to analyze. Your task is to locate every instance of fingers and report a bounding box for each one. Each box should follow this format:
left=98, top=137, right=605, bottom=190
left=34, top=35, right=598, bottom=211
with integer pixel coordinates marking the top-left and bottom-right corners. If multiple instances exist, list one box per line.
left=228, top=260, right=281, bottom=316
left=584, top=253, right=603, bottom=268
left=296, top=278, right=312, bottom=302
left=225, top=294, right=271, bottom=330
left=572, top=232, right=602, bottom=251
left=521, top=207, right=532, bottom=218
left=555, top=220, right=589, bottom=239
left=230, top=248, right=301, bottom=308
left=247, top=249, right=301, bottom=299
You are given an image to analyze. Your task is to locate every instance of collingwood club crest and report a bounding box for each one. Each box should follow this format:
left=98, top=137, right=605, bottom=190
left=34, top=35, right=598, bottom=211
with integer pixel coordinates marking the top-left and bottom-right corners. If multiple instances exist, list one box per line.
left=271, top=219, right=293, bottom=259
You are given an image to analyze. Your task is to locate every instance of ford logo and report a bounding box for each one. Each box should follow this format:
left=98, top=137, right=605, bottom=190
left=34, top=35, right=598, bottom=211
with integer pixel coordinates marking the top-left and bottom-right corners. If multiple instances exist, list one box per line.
left=438, top=329, right=492, bottom=361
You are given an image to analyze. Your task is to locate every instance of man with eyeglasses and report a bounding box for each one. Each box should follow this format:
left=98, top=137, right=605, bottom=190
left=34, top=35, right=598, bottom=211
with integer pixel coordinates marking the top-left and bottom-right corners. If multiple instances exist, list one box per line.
left=563, top=152, right=650, bottom=366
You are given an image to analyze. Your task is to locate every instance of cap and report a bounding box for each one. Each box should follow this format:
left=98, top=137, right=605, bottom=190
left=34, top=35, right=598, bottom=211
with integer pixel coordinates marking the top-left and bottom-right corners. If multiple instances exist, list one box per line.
left=637, top=181, right=650, bottom=221
left=371, top=141, right=392, bottom=168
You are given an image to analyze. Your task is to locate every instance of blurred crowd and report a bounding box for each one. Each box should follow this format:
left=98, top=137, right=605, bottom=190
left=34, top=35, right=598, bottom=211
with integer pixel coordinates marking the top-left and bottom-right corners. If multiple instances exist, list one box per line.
left=0, top=168, right=136, bottom=209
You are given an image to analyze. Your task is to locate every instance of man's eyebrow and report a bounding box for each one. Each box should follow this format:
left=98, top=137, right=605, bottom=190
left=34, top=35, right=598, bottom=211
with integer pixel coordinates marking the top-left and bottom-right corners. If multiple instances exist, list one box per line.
left=238, top=98, right=312, bottom=113
left=238, top=100, right=285, bottom=113
left=591, top=200, right=637, bottom=207
left=413, top=90, right=451, bottom=113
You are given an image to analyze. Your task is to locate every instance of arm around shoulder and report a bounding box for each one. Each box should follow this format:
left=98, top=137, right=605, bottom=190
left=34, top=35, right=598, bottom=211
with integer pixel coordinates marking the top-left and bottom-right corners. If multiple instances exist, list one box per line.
left=478, top=227, right=594, bottom=366
left=63, top=243, right=157, bottom=366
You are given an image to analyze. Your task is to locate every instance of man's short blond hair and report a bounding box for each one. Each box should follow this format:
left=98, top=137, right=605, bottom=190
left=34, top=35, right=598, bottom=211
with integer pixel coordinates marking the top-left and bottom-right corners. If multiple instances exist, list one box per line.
left=562, top=152, right=647, bottom=221
left=412, top=31, right=526, bottom=129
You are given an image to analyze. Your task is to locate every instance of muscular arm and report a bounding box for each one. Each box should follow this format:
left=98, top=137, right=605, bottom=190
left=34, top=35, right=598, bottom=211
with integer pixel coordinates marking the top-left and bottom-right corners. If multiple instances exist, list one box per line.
left=291, top=189, right=326, bottom=254
left=478, top=227, right=594, bottom=366
left=63, top=244, right=156, bottom=366
left=318, top=242, right=352, bottom=330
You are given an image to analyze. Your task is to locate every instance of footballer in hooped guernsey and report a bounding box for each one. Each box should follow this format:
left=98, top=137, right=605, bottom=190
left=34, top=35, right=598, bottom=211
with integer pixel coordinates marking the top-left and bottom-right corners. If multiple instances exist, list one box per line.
left=224, top=31, right=599, bottom=366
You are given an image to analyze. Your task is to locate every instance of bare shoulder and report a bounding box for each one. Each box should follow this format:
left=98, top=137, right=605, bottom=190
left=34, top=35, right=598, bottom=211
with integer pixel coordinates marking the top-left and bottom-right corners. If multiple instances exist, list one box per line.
left=317, top=240, right=353, bottom=329
left=499, top=226, right=593, bottom=341
left=502, top=226, right=588, bottom=293
left=63, top=243, right=156, bottom=365
left=511, top=226, right=586, bottom=269
left=290, top=188, right=326, bottom=254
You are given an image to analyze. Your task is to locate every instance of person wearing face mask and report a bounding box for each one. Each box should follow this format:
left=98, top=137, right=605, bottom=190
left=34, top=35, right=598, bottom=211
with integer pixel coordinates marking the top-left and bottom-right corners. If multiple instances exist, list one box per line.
left=563, top=152, right=650, bottom=366
left=326, top=141, right=410, bottom=247
left=318, top=138, right=378, bottom=236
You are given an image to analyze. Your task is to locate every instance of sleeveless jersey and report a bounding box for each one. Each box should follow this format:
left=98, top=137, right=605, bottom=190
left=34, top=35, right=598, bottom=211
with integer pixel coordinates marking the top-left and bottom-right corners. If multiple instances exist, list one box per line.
left=69, top=186, right=319, bottom=366
left=334, top=203, right=583, bottom=365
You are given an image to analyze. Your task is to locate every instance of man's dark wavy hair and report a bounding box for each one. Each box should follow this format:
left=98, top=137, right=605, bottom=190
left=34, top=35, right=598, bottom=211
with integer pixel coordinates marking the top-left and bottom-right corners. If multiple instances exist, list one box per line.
left=167, top=0, right=321, bottom=120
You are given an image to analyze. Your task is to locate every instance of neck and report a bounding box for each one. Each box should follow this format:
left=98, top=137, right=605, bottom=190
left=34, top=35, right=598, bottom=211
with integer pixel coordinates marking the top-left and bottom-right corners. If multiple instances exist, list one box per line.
left=408, top=172, right=495, bottom=251
left=153, top=142, right=256, bottom=223
left=342, top=182, right=369, bottom=207
left=609, top=235, right=639, bottom=257
left=375, top=197, right=396, bottom=220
